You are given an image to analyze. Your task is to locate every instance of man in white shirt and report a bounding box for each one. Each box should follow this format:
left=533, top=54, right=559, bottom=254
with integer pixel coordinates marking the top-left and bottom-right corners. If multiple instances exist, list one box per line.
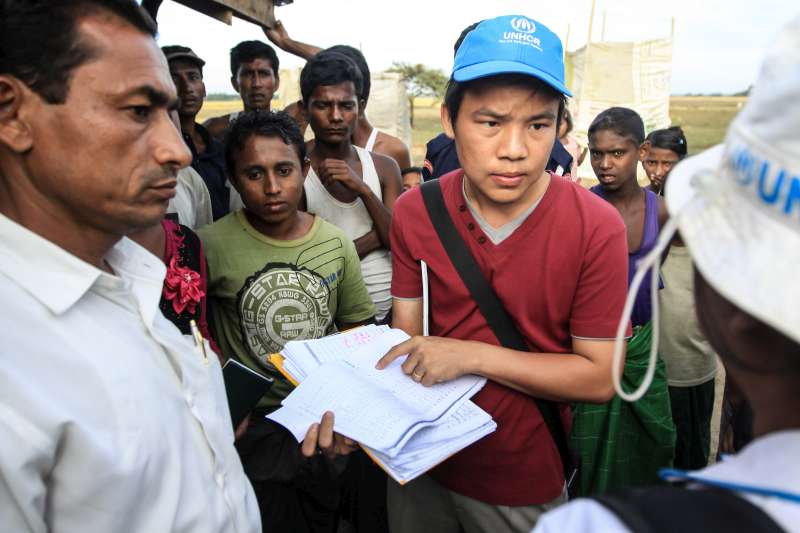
left=168, top=165, right=214, bottom=229
left=0, top=2, right=260, bottom=532
left=534, top=17, right=800, bottom=532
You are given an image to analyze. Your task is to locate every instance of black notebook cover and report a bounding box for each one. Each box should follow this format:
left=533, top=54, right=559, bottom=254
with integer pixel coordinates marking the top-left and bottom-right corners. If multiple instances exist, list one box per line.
left=222, top=359, right=273, bottom=429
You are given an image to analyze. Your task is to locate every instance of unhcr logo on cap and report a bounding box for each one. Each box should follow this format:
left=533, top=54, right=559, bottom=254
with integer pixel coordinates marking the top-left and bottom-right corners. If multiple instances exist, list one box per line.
left=511, top=17, right=536, bottom=34
left=451, top=15, right=571, bottom=95
left=502, top=17, right=542, bottom=50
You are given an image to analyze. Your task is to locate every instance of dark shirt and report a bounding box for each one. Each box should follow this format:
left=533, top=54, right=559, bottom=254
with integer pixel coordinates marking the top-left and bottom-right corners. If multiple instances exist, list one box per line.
left=184, top=123, right=230, bottom=220
left=421, top=133, right=574, bottom=181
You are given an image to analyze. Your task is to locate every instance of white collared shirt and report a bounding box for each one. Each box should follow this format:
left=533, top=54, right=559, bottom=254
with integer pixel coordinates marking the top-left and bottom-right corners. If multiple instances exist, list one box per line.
left=533, top=431, right=800, bottom=532
left=0, top=214, right=260, bottom=533
left=167, top=166, right=214, bottom=229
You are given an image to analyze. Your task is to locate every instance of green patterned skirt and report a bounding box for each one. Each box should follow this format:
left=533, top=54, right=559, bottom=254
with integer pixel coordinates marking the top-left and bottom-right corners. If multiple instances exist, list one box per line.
left=570, top=322, right=676, bottom=497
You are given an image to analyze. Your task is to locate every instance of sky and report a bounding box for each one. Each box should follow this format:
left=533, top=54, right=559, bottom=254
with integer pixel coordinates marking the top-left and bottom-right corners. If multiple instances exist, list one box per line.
left=150, top=0, right=798, bottom=96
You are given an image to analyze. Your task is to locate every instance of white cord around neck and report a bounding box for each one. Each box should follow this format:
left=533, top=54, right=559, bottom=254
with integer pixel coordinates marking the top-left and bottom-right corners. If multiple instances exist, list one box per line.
left=612, top=215, right=680, bottom=402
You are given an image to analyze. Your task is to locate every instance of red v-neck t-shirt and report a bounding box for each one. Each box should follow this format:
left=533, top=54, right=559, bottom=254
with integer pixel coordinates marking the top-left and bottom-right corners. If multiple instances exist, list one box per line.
left=390, top=170, right=630, bottom=505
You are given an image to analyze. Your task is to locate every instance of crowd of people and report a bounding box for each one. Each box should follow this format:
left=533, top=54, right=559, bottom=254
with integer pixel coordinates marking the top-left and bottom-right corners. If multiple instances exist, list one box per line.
left=1, top=1, right=798, bottom=532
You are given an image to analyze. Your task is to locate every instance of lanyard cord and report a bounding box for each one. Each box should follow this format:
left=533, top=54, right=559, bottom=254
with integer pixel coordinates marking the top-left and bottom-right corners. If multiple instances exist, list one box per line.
left=660, top=467, right=800, bottom=504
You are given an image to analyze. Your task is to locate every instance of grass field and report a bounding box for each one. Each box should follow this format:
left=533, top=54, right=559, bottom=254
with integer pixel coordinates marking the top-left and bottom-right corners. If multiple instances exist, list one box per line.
left=669, top=96, right=745, bottom=155
left=197, top=96, right=745, bottom=167
left=196, top=100, right=243, bottom=125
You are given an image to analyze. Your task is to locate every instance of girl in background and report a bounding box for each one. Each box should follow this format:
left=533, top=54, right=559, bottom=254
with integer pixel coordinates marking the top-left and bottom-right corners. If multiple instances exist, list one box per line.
left=642, top=126, right=688, bottom=195
left=569, top=107, right=676, bottom=496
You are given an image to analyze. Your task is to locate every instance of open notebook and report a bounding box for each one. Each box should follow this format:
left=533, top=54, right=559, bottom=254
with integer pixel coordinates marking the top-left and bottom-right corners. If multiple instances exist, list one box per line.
left=266, top=325, right=496, bottom=484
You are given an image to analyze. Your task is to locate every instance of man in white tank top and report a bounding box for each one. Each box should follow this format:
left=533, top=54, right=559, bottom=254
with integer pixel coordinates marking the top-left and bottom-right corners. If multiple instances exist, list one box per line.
left=264, top=22, right=422, bottom=190
left=300, top=51, right=403, bottom=322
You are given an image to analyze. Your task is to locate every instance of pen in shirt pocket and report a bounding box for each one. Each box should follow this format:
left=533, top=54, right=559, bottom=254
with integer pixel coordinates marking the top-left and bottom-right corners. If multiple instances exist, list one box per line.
left=189, top=319, right=209, bottom=366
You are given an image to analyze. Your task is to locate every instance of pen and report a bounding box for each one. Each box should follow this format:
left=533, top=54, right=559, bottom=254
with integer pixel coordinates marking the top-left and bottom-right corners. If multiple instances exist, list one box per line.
left=189, top=319, right=209, bottom=366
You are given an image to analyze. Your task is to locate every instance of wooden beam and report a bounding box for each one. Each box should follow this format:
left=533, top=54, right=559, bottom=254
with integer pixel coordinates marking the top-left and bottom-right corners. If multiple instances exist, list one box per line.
left=171, top=0, right=279, bottom=27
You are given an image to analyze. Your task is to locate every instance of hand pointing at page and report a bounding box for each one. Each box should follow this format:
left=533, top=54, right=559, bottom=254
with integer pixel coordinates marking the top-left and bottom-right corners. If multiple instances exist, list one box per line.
left=376, top=336, right=481, bottom=387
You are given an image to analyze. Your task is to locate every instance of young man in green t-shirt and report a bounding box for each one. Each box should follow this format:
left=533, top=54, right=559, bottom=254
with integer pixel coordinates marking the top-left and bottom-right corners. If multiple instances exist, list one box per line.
left=198, top=110, right=374, bottom=532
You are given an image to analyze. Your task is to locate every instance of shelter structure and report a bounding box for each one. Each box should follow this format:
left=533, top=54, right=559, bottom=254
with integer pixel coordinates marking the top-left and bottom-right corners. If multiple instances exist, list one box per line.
left=565, top=9, right=674, bottom=180
left=566, top=38, right=673, bottom=140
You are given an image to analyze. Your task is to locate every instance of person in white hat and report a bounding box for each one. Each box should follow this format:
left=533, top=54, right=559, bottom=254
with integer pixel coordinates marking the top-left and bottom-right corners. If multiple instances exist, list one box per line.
left=532, top=17, right=800, bottom=533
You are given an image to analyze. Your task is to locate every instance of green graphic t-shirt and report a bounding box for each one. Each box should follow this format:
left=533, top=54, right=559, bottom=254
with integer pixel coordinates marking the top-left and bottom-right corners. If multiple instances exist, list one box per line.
left=199, top=210, right=376, bottom=408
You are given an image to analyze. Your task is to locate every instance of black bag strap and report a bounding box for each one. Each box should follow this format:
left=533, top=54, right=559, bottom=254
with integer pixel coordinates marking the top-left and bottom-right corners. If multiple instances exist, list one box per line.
left=419, top=179, right=573, bottom=479
left=594, top=486, right=786, bottom=533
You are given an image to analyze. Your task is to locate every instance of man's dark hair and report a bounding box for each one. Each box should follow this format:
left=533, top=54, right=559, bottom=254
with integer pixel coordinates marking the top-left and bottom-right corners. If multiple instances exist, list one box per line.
left=230, top=40, right=280, bottom=81
left=443, top=74, right=566, bottom=129
left=224, top=110, right=306, bottom=177
left=588, top=107, right=646, bottom=145
left=300, top=51, right=364, bottom=104
left=0, top=0, right=156, bottom=104
left=326, top=45, right=370, bottom=104
left=646, top=126, right=688, bottom=158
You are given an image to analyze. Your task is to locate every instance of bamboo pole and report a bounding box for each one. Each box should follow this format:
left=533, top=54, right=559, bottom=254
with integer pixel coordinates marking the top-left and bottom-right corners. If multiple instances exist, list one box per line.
left=601, top=10, right=607, bottom=41
left=565, top=24, right=571, bottom=55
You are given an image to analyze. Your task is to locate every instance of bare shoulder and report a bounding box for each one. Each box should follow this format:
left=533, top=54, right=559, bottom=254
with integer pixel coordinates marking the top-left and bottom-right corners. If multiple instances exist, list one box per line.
left=375, top=132, right=412, bottom=168
left=370, top=151, right=402, bottom=179
left=656, top=194, right=669, bottom=227
left=202, top=115, right=231, bottom=141
left=283, top=101, right=309, bottom=135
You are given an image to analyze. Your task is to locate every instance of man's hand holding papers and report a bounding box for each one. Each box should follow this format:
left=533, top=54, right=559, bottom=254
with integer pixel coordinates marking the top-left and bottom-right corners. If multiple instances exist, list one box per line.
left=301, top=411, right=358, bottom=459
left=267, top=326, right=496, bottom=483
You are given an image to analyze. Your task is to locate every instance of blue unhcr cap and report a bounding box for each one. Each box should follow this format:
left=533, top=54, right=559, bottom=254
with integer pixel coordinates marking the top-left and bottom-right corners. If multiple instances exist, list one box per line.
left=452, top=15, right=572, bottom=97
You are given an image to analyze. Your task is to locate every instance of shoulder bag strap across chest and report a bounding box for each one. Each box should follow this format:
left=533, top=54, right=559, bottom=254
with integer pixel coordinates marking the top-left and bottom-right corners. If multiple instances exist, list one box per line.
left=419, top=179, right=575, bottom=485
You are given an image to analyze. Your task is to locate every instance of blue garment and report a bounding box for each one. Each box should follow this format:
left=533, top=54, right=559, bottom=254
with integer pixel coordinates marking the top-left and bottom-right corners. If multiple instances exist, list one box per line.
left=591, top=186, right=661, bottom=327
left=421, top=134, right=573, bottom=182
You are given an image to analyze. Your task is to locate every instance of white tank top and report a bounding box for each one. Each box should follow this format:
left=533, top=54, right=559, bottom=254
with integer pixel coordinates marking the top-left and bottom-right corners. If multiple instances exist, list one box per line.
left=365, top=127, right=379, bottom=152
left=304, top=146, right=392, bottom=320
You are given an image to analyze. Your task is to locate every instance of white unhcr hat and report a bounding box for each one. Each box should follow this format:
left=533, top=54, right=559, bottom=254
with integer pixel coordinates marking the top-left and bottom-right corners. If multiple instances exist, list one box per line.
left=610, top=18, right=800, bottom=402
left=666, top=17, right=800, bottom=346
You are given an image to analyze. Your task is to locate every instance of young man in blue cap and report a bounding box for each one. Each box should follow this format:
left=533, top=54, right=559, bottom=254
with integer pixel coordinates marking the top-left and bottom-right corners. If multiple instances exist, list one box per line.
left=377, top=15, right=630, bottom=532
left=421, top=20, right=574, bottom=183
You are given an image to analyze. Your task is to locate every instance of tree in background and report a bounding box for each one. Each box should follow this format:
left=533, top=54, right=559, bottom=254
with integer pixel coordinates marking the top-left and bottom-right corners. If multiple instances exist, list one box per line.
left=387, top=62, right=448, bottom=126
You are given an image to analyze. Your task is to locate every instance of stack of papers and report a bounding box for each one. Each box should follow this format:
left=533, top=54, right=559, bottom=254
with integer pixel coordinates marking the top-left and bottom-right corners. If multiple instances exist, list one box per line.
left=267, top=326, right=496, bottom=484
